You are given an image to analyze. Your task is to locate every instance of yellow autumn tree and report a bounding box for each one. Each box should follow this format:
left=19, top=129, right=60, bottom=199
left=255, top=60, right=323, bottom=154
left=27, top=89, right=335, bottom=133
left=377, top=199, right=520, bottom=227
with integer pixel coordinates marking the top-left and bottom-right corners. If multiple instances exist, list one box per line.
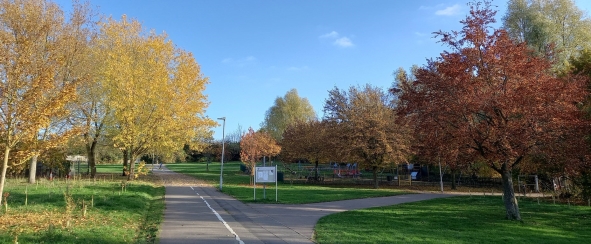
left=67, top=52, right=111, bottom=179
left=145, top=49, right=215, bottom=163
left=27, top=1, right=95, bottom=183
left=96, top=16, right=214, bottom=180
left=65, top=2, right=108, bottom=179
left=0, top=0, right=89, bottom=204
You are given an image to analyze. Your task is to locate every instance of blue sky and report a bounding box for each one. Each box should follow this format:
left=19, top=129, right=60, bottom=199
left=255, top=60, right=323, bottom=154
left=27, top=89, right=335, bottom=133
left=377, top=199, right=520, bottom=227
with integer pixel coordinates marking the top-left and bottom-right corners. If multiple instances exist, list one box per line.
left=55, top=0, right=591, bottom=140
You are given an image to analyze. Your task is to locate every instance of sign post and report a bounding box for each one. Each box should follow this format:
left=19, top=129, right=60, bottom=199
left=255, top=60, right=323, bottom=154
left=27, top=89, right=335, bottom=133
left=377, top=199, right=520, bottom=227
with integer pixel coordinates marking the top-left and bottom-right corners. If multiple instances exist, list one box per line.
left=254, top=165, right=278, bottom=202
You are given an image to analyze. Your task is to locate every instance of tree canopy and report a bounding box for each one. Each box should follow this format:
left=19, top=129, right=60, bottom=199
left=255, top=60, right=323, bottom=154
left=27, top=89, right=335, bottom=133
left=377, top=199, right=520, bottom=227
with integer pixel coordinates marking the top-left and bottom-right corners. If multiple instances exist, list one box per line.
left=503, top=0, right=591, bottom=71
left=240, top=127, right=280, bottom=184
left=396, top=1, right=587, bottom=220
left=261, top=89, right=316, bottom=141
left=0, top=0, right=93, bottom=205
left=281, top=120, right=339, bottom=180
left=97, top=15, right=215, bottom=180
left=324, top=84, right=412, bottom=189
left=0, top=1, right=216, bottom=196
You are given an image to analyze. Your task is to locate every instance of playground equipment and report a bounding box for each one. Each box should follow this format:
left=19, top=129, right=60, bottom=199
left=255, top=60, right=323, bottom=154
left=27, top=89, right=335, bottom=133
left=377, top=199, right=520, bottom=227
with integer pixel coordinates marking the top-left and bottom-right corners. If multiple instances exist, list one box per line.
left=333, top=168, right=361, bottom=178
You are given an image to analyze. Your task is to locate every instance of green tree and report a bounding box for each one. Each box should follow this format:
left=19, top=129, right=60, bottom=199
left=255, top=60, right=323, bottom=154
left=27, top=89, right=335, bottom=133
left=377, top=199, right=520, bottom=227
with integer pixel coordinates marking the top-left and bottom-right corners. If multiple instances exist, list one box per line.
left=503, top=0, right=591, bottom=71
left=261, top=89, right=316, bottom=141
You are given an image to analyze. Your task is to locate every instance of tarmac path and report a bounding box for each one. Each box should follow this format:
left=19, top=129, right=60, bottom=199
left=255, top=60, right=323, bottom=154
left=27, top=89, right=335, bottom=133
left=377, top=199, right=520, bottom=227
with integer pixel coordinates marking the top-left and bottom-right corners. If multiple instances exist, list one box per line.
left=154, top=165, right=457, bottom=244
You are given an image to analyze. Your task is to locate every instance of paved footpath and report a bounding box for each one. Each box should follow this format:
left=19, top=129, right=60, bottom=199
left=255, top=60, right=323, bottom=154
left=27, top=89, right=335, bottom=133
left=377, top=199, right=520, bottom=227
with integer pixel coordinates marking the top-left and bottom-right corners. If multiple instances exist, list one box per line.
left=154, top=166, right=457, bottom=244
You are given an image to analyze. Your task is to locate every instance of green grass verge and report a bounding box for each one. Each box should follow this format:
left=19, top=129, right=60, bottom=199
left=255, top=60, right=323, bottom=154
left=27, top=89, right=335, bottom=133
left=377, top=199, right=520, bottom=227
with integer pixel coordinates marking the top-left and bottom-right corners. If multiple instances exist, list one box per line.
left=96, top=164, right=126, bottom=174
left=165, top=161, right=408, bottom=204
left=95, top=163, right=154, bottom=175
left=67, top=164, right=144, bottom=175
left=315, top=196, right=591, bottom=244
left=0, top=176, right=164, bottom=244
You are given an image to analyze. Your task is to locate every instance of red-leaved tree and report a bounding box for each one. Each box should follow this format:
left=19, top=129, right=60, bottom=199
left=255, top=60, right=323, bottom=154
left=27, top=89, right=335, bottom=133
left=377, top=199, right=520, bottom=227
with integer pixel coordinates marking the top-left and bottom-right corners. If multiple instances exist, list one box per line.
left=240, top=127, right=280, bottom=185
left=396, top=1, right=588, bottom=220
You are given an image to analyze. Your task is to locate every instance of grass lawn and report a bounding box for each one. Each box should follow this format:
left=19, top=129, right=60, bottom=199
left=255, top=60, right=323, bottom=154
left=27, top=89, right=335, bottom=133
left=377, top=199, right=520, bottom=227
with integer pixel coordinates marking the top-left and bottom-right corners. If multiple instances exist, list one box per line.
left=96, top=164, right=125, bottom=174
left=165, top=161, right=409, bottom=204
left=315, top=196, right=591, bottom=244
left=96, top=163, right=155, bottom=175
left=0, top=173, right=164, bottom=244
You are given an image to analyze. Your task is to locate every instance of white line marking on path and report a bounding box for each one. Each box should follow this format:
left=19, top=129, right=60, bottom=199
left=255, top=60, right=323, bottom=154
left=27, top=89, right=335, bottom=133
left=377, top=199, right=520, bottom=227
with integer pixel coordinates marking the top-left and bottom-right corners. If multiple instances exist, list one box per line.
left=190, top=186, right=244, bottom=244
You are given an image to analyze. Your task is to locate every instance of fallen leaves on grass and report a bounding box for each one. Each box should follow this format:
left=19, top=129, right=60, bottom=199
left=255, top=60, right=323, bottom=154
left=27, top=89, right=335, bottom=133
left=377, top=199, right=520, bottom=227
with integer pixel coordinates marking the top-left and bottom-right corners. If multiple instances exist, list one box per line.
left=0, top=211, right=96, bottom=232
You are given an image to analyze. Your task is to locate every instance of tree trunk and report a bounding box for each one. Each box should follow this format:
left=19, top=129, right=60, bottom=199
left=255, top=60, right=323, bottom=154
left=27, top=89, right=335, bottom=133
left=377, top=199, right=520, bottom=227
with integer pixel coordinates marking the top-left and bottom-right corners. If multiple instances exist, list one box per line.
left=314, top=160, right=319, bottom=180
left=373, top=166, right=379, bottom=189
left=122, top=149, right=129, bottom=176
left=397, top=164, right=401, bottom=186
left=28, top=154, right=38, bottom=184
left=0, top=147, right=11, bottom=206
left=127, top=154, right=136, bottom=181
left=87, top=141, right=97, bottom=179
left=451, top=171, right=457, bottom=190
left=500, top=162, right=521, bottom=220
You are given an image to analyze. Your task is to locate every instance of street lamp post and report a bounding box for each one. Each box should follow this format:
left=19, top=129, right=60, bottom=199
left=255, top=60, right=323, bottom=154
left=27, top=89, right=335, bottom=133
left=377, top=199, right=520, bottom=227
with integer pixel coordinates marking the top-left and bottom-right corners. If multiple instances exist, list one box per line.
left=217, top=117, right=226, bottom=191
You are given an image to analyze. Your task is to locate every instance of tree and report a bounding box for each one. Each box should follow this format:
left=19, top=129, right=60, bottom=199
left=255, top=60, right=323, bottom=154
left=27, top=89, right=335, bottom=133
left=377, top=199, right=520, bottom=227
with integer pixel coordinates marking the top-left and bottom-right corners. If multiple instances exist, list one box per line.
left=261, top=89, right=317, bottom=141
left=71, top=73, right=110, bottom=179
left=27, top=1, right=94, bottom=183
left=324, top=84, right=412, bottom=189
left=396, top=1, right=587, bottom=220
left=28, top=117, right=81, bottom=182
left=224, top=124, right=244, bottom=161
left=96, top=15, right=156, bottom=178
left=240, top=128, right=281, bottom=184
left=97, top=16, right=214, bottom=180
left=564, top=49, right=591, bottom=199
left=503, top=0, right=591, bottom=71
left=281, top=120, right=337, bottom=180
left=394, top=67, right=470, bottom=190
left=226, top=124, right=244, bottom=144
left=0, top=0, right=90, bottom=205
left=60, top=1, right=106, bottom=179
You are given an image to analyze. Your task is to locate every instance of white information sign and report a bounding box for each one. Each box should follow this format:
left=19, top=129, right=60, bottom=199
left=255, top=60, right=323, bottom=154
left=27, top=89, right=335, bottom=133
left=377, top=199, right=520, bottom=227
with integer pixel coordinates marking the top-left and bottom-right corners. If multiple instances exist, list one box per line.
left=255, top=166, right=276, bottom=183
